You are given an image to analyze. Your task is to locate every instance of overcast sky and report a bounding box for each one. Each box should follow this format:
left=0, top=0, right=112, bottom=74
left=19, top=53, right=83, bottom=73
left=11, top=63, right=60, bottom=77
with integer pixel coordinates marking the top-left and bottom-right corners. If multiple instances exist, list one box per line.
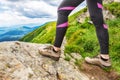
left=0, top=0, right=86, bottom=27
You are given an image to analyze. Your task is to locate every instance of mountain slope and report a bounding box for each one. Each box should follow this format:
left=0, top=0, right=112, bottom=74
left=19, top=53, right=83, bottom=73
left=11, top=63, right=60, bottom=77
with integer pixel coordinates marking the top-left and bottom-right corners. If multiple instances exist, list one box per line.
left=20, top=22, right=56, bottom=43
left=20, top=2, right=120, bottom=75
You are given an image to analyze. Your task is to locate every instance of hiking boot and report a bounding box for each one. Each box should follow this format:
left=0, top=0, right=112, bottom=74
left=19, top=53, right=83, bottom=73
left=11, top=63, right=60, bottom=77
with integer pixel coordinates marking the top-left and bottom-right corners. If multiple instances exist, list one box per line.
left=85, top=55, right=111, bottom=68
left=39, top=45, right=61, bottom=61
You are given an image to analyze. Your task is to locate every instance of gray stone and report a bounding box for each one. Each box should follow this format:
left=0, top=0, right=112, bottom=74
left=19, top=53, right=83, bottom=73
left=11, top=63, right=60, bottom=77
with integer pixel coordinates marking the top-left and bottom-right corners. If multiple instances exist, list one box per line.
left=0, top=41, right=89, bottom=80
left=114, top=0, right=120, bottom=2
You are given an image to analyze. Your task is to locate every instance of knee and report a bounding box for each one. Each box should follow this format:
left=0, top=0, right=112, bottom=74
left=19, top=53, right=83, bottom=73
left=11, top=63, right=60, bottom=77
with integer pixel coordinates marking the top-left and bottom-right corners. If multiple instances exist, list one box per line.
left=90, top=15, right=104, bottom=27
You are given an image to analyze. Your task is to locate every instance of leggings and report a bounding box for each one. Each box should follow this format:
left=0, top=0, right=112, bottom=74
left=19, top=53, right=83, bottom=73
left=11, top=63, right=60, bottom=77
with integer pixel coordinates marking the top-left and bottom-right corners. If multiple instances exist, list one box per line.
left=54, top=0, right=109, bottom=54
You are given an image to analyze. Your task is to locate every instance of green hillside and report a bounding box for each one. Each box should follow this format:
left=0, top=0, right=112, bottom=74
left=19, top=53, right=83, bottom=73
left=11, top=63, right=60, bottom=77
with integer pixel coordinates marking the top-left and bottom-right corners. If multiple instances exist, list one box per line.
left=20, top=2, right=120, bottom=74
left=20, top=22, right=56, bottom=43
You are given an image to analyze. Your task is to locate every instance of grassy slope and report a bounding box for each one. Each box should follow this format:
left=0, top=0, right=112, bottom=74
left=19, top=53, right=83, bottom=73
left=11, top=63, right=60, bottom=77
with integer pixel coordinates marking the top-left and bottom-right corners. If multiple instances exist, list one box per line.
left=20, top=2, right=120, bottom=74
left=20, top=22, right=56, bottom=44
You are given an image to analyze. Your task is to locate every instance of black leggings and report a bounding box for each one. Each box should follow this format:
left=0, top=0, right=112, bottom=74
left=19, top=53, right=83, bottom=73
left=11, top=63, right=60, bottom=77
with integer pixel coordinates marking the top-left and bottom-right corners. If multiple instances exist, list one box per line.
left=54, top=0, right=109, bottom=54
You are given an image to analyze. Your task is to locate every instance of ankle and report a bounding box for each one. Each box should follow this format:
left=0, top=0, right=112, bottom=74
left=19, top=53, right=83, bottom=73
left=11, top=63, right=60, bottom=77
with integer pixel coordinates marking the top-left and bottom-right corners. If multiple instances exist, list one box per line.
left=53, top=46, right=61, bottom=52
left=100, top=54, right=110, bottom=60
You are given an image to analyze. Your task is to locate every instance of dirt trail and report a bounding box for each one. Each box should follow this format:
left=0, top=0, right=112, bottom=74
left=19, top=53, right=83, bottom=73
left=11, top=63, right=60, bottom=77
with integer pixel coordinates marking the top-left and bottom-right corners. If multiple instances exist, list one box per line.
left=81, top=62, right=120, bottom=80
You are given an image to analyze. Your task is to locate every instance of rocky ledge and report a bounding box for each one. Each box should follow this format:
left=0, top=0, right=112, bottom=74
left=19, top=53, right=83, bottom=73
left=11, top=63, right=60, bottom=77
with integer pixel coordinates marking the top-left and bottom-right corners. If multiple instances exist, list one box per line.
left=0, top=41, right=89, bottom=80
left=0, top=41, right=119, bottom=80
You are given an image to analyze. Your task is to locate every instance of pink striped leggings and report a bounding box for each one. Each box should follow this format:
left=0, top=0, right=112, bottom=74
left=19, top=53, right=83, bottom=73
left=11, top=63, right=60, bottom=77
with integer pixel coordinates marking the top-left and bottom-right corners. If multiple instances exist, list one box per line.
left=54, top=0, right=109, bottom=54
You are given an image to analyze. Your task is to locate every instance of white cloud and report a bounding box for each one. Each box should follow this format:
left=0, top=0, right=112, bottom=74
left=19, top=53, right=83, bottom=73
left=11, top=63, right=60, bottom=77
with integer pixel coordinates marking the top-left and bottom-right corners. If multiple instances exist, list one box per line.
left=0, top=0, right=86, bottom=27
left=0, top=0, right=60, bottom=27
left=21, top=1, right=58, bottom=18
left=0, top=11, right=55, bottom=27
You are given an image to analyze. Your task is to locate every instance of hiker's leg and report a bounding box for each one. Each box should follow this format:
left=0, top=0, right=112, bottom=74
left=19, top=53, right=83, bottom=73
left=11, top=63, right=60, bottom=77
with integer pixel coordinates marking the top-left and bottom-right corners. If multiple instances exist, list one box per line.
left=85, top=0, right=111, bottom=67
left=87, top=0, right=109, bottom=57
left=39, top=0, right=84, bottom=61
left=54, top=0, right=84, bottom=49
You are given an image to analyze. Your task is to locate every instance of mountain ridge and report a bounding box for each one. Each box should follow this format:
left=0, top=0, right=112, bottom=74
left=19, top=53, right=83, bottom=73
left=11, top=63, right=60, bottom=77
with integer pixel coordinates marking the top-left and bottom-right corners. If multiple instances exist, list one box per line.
left=0, top=25, right=40, bottom=42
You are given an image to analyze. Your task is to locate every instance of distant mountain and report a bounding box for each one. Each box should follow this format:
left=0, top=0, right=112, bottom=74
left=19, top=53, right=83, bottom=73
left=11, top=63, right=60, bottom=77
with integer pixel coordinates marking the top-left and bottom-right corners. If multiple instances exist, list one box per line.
left=0, top=30, right=25, bottom=36
left=0, top=36, right=21, bottom=42
left=22, top=26, right=32, bottom=29
left=0, top=25, right=40, bottom=42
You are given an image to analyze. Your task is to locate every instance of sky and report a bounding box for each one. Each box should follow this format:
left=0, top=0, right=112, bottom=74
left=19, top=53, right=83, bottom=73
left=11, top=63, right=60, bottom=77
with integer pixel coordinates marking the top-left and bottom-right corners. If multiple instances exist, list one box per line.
left=0, top=0, right=86, bottom=27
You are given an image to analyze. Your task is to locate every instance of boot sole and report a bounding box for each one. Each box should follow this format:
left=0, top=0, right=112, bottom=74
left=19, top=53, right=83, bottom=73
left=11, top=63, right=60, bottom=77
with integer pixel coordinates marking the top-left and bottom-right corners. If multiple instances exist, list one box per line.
left=41, top=54, right=60, bottom=61
left=39, top=48, right=60, bottom=61
left=85, top=60, right=111, bottom=68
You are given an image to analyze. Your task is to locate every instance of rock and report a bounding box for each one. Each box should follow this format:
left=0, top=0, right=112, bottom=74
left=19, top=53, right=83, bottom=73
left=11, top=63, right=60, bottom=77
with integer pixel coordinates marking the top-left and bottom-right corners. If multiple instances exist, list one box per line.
left=103, top=0, right=114, bottom=4
left=77, top=0, right=116, bottom=24
left=103, top=9, right=116, bottom=21
left=77, top=11, right=89, bottom=23
left=114, top=0, right=120, bottom=2
left=0, top=41, right=89, bottom=80
left=103, top=0, right=120, bottom=4
left=70, top=53, right=82, bottom=60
